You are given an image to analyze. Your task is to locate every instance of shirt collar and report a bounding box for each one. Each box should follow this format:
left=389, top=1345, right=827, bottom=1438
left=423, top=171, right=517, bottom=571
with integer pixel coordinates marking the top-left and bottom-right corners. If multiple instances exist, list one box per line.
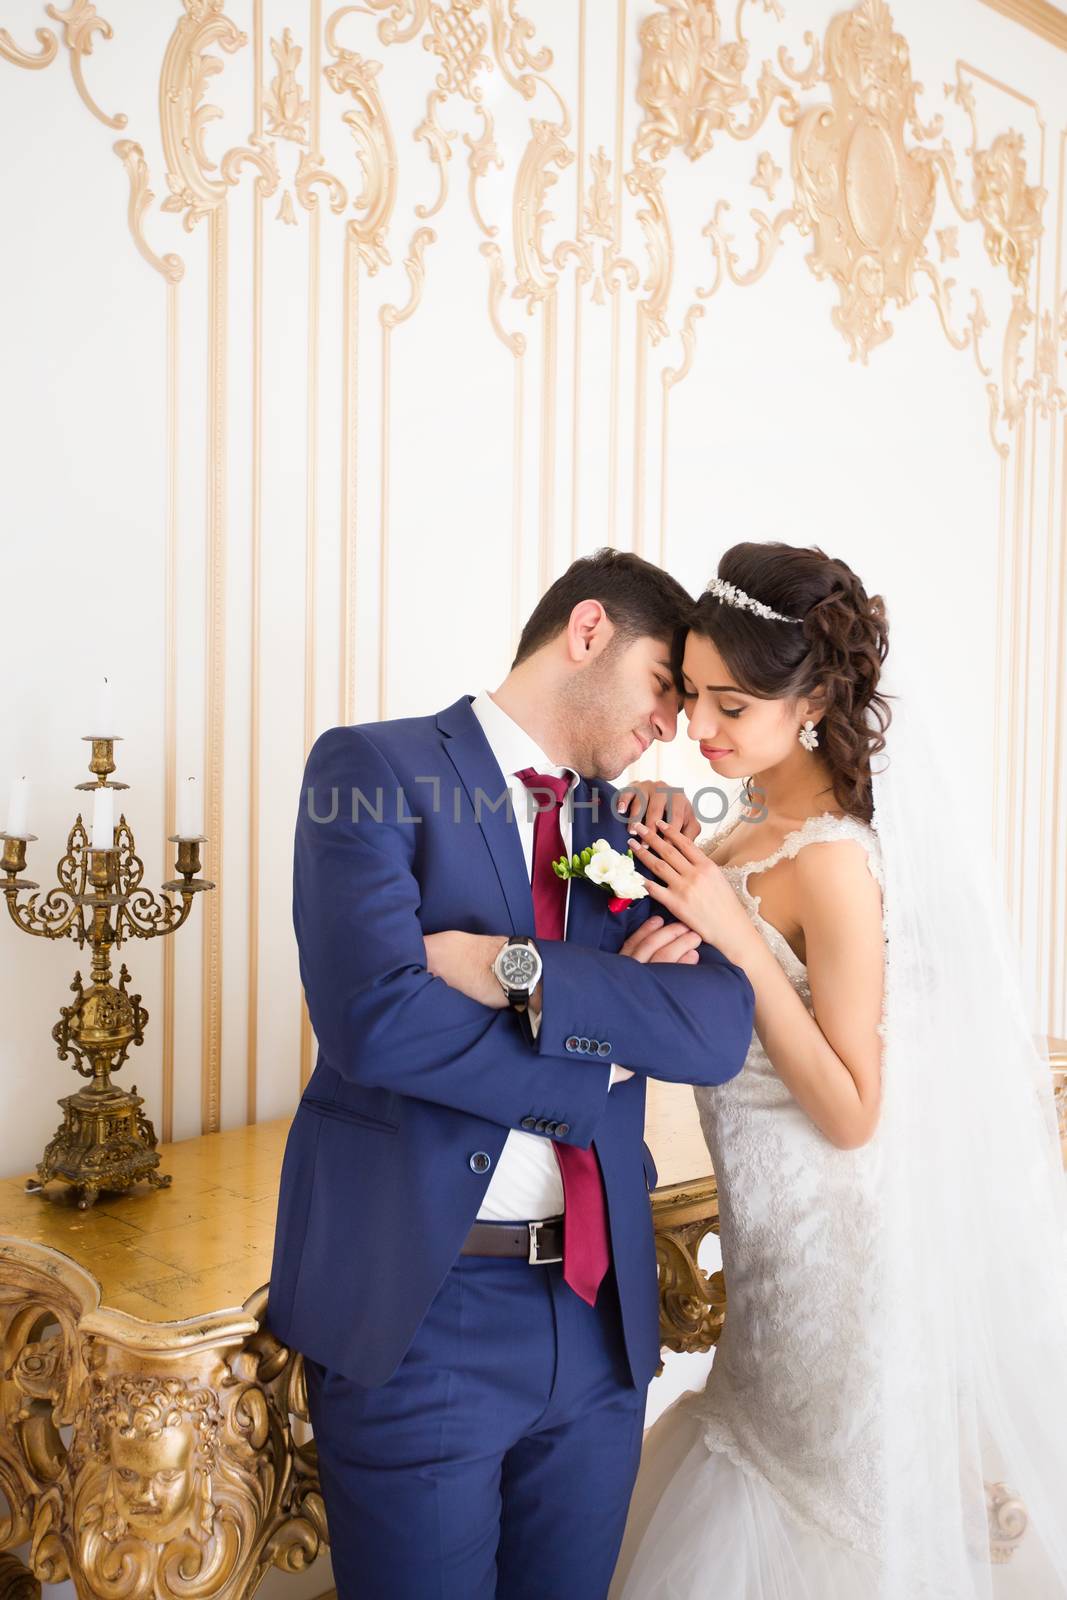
left=470, top=690, right=580, bottom=790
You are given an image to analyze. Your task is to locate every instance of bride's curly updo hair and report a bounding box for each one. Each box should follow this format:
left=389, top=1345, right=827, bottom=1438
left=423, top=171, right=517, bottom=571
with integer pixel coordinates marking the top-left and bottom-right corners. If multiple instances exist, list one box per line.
left=683, top=542, right=892, bottom=823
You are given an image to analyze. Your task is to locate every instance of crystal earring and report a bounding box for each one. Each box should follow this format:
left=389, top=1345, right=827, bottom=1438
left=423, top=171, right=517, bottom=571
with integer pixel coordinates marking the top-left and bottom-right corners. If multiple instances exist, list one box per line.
left=799, top=720, right=819, bottom=752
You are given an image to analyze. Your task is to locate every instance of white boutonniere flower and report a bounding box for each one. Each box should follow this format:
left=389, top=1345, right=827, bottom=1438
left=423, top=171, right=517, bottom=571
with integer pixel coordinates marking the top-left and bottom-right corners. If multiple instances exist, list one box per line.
left=552, top=837, right=648, bottom=913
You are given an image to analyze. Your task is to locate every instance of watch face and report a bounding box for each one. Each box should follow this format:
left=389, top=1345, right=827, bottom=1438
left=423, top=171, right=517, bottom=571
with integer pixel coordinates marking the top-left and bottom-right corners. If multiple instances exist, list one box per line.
left=499, top=944, right=540, bottom=988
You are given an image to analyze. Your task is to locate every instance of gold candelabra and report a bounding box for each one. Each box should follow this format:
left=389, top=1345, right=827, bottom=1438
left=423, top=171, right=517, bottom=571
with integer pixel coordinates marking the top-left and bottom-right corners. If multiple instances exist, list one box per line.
left=1, top=737, right=214, bottom=1209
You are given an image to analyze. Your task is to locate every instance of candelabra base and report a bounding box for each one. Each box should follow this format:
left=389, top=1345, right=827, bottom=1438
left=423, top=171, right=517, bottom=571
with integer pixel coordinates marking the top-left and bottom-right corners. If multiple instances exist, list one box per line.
left=28, top=1083, right=172, bottom=1211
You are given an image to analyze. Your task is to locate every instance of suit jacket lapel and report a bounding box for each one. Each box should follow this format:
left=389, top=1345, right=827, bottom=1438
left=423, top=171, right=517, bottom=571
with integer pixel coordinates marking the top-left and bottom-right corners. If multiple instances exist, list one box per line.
left=436, top=696, right=609, bottom=948
left=437, top=695, right=535, bottom=935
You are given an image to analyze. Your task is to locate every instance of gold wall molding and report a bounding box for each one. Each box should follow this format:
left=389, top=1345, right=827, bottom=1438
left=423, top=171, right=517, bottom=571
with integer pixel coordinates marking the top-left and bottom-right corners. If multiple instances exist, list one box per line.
left=45, top=1, right=126, bottom=129
left=114, top=141, right=186, bottom=285
left=978, top=0, right=1067, bottom=52
left=792, top=3, right=937, bottom=361
left=0, top=24, right=59, bottom=69
left=3, top=0, right=1065, bottom=1124
left=300, top=2, right=325, bottom=1095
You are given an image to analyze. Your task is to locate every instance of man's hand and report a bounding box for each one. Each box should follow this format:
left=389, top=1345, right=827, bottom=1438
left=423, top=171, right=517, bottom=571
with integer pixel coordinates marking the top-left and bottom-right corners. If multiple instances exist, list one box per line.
left=424, top=931, right=509, bottom=1008
left=619, top=915, right=701, bottom=965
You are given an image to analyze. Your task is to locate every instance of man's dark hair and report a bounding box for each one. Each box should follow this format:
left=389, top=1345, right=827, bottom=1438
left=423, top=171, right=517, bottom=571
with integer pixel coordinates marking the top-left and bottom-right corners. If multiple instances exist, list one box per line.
left=511, top=548, right=694, bottom=671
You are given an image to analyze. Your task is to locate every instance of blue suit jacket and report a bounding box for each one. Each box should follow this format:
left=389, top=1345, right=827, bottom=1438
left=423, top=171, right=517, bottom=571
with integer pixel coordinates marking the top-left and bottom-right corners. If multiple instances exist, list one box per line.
left=266, top=694, right=754, bottom=1389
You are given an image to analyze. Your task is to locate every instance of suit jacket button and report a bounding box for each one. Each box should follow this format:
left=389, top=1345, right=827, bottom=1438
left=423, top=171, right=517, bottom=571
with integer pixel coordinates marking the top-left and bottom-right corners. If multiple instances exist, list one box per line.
left=565, top=1036, right=580, bottom=1052
left=545, top=1121, right=559, bottom=1135
left=555, top=1123, right=570, bottom=1137
left=535, top=1118, right=549, bottom=1134
left=469, top=1151, right=492, bottom=1174
left=579, top=1037, right=591, bottom=1053
left=597, top=1041, right=611, bottom=1056
left=520, top=1116, right=537, bottom=1131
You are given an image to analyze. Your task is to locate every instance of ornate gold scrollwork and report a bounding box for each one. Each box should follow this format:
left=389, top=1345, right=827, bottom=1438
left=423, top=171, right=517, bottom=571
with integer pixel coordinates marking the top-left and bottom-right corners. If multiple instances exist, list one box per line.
left=113, top=142, right=186, bottom=284
left=264, top=28, right=311, bottom=144
left=324, top=33, right=397, bottom=273
left=792, top=0, right=936, bottom=362
left=650, top=1178, right=725, bottom=1372
left=43, top=1, right=126, bottom=128
left=973, top=131, right=1045, bottom=288
left=160, top=1, right=279, bottom=233
left=513, top=119, right=572, bottom=312
left=635, top=0, right=780, bottom=166
left=0, top=1248, right=326, bottom=1599
left=986, top=1480, right=1029, bottom=1564
left=0, top=24, right=59, bottom=70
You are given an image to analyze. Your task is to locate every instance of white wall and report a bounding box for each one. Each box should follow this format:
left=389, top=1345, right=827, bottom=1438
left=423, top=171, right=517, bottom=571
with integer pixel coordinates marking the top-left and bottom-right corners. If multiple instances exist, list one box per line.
left=2, top=4, right=1065, bottom=1594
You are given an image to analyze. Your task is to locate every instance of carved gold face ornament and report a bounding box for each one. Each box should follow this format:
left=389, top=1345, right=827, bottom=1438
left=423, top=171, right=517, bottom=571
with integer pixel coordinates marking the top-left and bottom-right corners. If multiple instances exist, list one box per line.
left=109, top=1421, right=197, bottom=1540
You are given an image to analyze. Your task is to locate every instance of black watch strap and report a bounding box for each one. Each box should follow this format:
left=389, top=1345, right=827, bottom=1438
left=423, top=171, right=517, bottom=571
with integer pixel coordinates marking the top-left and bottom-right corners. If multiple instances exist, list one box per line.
left=502, top=936, right=537, bottom=1044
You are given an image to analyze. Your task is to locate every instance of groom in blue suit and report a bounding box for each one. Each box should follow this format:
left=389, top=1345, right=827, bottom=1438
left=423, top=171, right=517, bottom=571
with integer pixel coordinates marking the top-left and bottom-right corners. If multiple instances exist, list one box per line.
left=267, top=549, right=754, bottom=1599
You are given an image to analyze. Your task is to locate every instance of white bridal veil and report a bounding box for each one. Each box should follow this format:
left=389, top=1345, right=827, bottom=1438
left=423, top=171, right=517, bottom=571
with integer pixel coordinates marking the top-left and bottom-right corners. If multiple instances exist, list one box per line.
left=870, top=660, right=1067, bottom=1596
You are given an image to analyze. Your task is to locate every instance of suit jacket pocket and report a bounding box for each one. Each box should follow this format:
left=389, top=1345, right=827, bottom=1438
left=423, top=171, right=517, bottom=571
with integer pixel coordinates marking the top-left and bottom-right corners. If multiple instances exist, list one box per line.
left=299, top=1096, right=399, bottom=1134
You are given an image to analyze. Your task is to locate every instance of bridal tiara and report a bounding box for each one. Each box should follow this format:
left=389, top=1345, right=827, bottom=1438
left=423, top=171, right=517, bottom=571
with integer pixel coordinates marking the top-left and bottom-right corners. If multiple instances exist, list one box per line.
left=704, top=577, right=804, bottom=625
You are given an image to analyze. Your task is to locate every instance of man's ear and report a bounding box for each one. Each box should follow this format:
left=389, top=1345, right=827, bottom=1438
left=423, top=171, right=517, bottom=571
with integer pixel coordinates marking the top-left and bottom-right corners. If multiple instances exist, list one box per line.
left=567, top=599, right=612, bottom=661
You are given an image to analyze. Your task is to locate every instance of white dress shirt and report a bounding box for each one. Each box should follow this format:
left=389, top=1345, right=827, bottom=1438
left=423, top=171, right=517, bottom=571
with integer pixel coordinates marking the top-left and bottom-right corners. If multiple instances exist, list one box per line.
left=470, top=689, right=613, bottom=1222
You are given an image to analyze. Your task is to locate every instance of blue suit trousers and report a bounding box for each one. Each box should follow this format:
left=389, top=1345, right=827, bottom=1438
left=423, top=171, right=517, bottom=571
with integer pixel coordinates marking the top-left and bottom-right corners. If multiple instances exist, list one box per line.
left=304, top=1254, right=647, bottom=1600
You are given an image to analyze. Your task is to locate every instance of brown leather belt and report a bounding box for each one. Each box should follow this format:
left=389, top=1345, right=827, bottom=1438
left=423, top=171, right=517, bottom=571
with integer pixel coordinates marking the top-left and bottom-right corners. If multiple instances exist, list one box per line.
left=460, top=1217, right=564, bottom=1265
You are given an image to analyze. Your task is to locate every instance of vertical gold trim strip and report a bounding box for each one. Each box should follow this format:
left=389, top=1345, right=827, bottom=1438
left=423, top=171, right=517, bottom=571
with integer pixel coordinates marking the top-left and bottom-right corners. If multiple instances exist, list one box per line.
left=1036, top=408, right=1058, bottom=1016
left=300, top=0, right=323, bottom=1093
left=539, top=290, right=558, bottom=593
left=512, top=351, right=525, bottom=648
left=379, top=325, right=391, bottom=719
left=633, top=307, right=647, bottom=555
left=1013, top=118, right=1045, bottom=952
left=1047, top=129, right=1067, bottom=1036
left=1006, top=402, right=1026, bottom=937
left=340, top=235, right=358, bottom=723
left=1051, top=412, right=1067, bottom=1034
left=991, top=448, right=1008, bottom=858
left=571, top=0, right=585, bottom=564
left=201, top=204, right=227, bottom=1135
left=1037, top=127, right=1065, bottom=1030
left=247, top=0, right=263, bottom=1125
left=1017, top=391, right=1039, bottom=937
left=658, top=367, right=669, bottom=572
left=607, top=0, right=626, bottom=548
left=162, top=278, right=179, bottom=1145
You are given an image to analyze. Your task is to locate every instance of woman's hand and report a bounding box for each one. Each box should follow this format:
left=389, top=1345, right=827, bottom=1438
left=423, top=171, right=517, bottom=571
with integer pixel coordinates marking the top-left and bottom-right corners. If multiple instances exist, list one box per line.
left=423, top=931, right=509, bottom=1008
left=629, top=818, right=756, bottom=967
left=618, top=915, right=701, bottom=965
left=615, top=780, right=700, bottom=840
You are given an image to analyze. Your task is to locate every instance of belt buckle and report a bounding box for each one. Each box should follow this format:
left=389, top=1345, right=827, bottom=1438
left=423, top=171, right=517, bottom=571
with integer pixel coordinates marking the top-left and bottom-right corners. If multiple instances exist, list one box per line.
left=527, top=1220, right=563, bottom=1266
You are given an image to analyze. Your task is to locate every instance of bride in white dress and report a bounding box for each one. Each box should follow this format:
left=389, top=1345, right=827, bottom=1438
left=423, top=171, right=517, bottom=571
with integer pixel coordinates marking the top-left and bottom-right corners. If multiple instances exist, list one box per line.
left=610, top=542, right=1067, bottom=1600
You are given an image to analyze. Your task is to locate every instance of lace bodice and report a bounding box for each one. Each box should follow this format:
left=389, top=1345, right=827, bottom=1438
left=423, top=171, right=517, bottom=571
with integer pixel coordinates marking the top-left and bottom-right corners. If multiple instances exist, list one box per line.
left=686, top=808, right=889, bottom=1557
left=705, top=807, right=885, bottom=980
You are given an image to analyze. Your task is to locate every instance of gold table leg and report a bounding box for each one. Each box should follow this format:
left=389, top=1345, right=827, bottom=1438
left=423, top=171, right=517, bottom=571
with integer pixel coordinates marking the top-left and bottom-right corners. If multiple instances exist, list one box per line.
left=0, top=1245, right=326, bottom=1599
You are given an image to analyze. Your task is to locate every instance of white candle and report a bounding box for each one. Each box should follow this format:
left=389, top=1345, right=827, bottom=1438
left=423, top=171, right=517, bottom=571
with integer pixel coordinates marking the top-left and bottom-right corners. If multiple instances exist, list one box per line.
left=177, top=775, right=202, bottom=839
left=94, top=675, right=117, bottom=738
left=6, top=776, right=29, bottom=837
left=91, top=787, right=115, bottom=850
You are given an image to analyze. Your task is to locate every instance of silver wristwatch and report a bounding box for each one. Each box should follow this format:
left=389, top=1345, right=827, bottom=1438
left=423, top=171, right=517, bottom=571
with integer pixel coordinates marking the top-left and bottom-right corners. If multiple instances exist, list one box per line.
left=492, top=936, right=543, bottom=1041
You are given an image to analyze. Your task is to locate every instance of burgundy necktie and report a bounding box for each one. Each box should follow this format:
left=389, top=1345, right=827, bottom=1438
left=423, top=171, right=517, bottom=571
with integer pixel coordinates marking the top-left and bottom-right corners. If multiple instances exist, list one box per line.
left=515, top=767, right=611, bottom=1307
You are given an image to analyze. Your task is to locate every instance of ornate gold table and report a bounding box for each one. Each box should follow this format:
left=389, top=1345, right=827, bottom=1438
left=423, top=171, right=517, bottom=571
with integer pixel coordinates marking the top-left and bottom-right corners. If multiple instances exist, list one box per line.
left=1, top=1056, right=1063, bottom=1599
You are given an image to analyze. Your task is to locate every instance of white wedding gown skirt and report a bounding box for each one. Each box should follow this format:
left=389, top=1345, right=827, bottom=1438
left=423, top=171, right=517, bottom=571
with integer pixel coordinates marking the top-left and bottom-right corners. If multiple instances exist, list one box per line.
left=611, top=813, right=1067, bottom=1599
left=612, top=816, right=892, bottom=1599
left=609, top=1394, right=880, bottom=1599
